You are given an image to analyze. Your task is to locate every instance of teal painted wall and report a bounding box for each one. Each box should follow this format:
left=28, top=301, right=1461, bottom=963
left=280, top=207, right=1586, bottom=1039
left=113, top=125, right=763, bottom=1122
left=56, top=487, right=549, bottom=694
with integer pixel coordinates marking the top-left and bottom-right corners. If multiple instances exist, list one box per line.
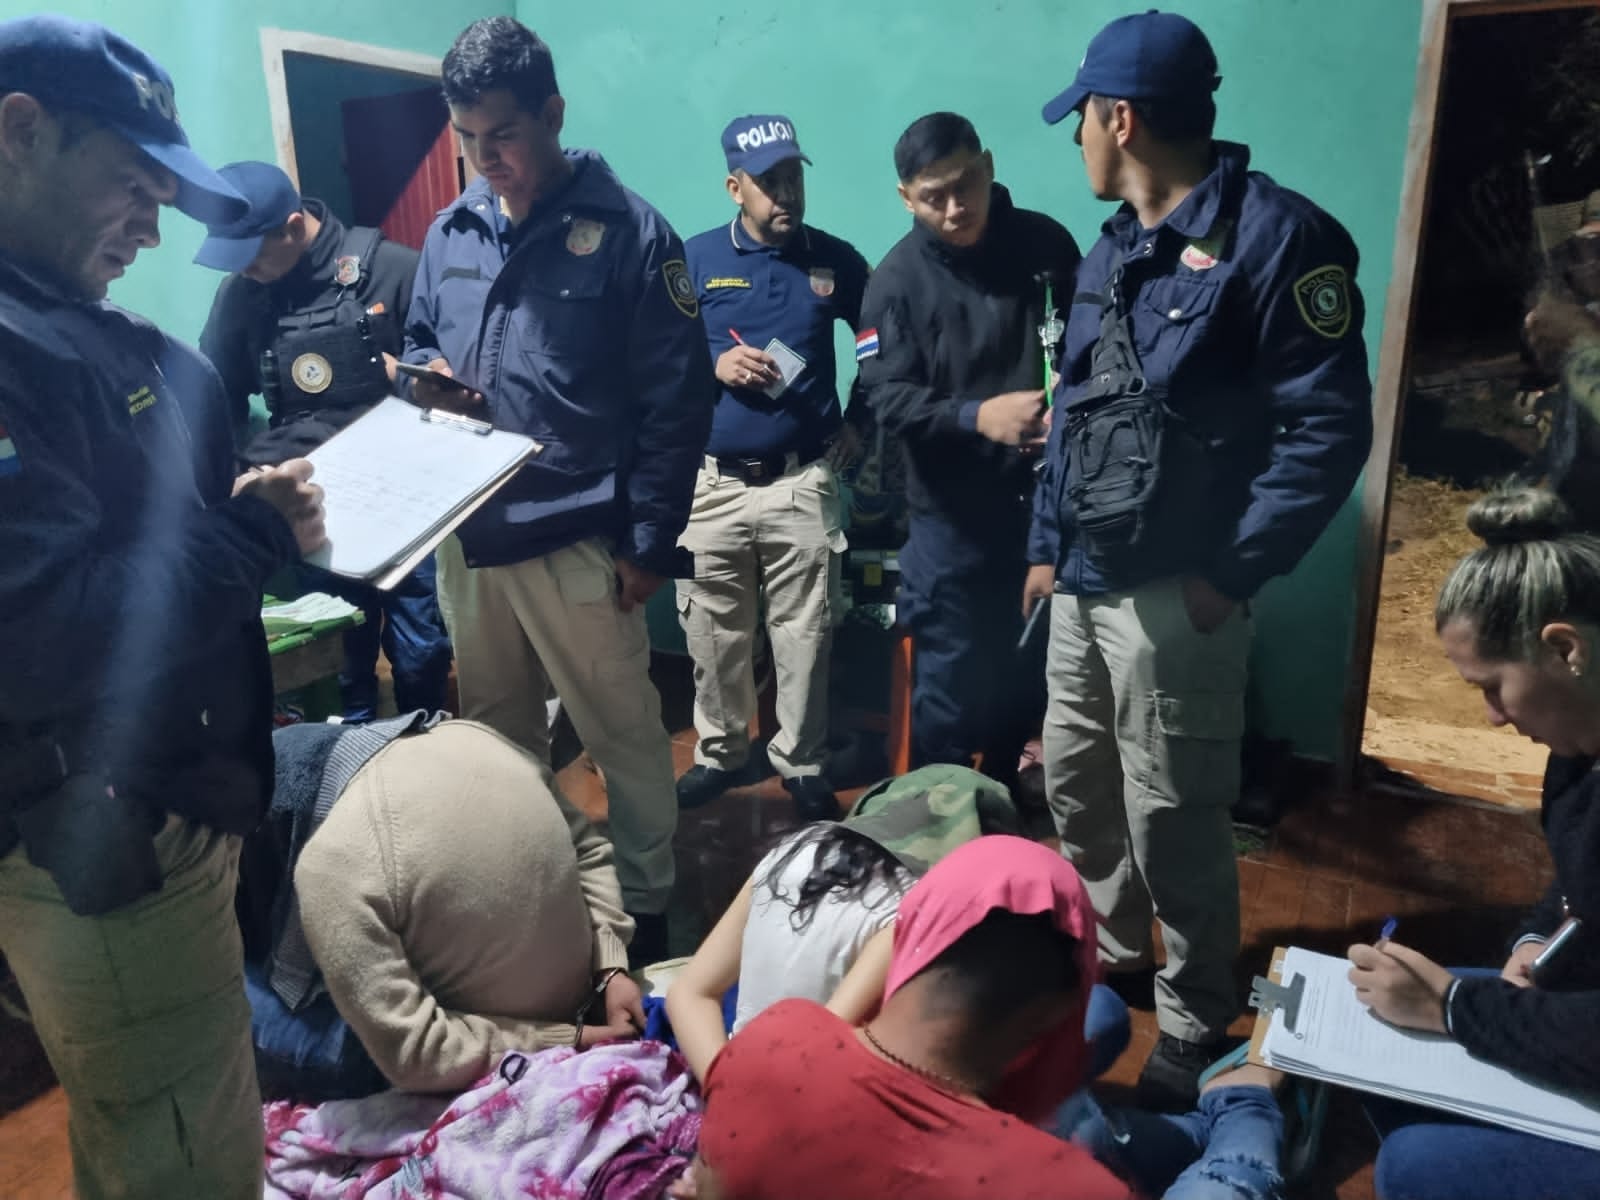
left=523, top=0, right=1423, bottom=758
left=0, top=0, right=510, bottom=343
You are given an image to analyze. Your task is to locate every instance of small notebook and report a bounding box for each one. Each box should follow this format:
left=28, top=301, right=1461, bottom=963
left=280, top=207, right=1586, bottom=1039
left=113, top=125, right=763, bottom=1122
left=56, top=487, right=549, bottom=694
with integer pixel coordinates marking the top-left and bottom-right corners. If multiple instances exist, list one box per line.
left=303, top=397, right=541, bottom=589
left=761, top=337, right=807, bottom=400
left=1256, top=947, right=1600, bottom=1150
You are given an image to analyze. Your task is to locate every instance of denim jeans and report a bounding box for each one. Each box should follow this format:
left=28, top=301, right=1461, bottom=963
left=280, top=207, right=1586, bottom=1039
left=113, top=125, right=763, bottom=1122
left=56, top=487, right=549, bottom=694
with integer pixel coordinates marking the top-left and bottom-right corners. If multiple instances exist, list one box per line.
left=1367, top=967, right=1600, bottom=1200
left=1058, top=1086, right=1285, bottom=1200
left=1084, top=982, right=1132, bottom=1081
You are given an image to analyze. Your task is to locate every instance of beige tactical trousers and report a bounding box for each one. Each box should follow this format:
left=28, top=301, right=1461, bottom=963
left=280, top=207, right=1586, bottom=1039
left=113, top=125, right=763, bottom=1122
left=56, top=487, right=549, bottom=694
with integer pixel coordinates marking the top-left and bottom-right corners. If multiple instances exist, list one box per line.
left=0, top=817, right=263, bottom=1200
left=436, top=535, right=677, bottom=914
left=676, top=457, right=846, bottom=779
left=1042, top=577, right=1250, bottom=1043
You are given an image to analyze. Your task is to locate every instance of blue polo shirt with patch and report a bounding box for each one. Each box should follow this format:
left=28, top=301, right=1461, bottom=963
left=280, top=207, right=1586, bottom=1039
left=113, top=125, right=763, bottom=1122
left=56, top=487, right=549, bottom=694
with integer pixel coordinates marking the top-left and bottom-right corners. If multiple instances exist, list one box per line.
left=684, top=217, right=870, bottom=459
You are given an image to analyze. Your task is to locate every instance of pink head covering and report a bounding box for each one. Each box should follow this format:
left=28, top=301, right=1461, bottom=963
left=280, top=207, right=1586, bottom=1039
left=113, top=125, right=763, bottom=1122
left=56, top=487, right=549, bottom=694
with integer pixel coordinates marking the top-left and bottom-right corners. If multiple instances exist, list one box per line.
left=883, top=835, right=1101, bottom=1122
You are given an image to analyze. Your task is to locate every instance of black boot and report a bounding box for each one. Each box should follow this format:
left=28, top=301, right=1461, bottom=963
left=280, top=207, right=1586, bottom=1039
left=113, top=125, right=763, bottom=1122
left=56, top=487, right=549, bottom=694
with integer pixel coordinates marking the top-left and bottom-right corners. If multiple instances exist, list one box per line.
left=1136, top=1032, right=1233, bottom=1113
left=783, top=775, right=840, bottom=823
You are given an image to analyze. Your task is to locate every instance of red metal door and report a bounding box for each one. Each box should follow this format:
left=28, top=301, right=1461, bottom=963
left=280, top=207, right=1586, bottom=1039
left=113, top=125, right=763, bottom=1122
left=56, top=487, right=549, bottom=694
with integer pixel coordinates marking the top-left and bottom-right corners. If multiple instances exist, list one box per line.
left=341, top=85, right=460, bottom=250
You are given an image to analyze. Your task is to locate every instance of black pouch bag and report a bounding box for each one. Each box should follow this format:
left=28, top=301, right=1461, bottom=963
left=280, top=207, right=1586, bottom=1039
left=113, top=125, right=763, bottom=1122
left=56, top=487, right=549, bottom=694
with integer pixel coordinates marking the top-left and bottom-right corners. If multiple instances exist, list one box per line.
left=1062, top=267, right=1166, bottom=552
left=13, top=773, right=163, bottom=916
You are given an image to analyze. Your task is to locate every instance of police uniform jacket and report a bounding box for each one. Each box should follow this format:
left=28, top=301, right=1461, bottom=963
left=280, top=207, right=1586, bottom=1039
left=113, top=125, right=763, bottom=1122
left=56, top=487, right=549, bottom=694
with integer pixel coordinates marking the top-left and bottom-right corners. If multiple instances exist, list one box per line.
left=404, top=151, right=715, bottom=577
left=199, top=199, right=417, bottom=439
left=1029, top=142, right=1374, bottom=600
left=0, top=254, right=298, bottom=887
left=685, top=217, right=870, bottom=460
left=858, top=185, right=1080, bottom=570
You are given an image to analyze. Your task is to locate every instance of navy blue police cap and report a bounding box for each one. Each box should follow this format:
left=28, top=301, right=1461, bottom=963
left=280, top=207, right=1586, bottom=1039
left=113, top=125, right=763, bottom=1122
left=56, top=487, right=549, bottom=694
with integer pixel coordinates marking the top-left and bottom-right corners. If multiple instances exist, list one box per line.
left=0, top=14, right=245, bottom=223
left=1042, top=10, right=1220, bottom=125
left=722, top=114, right=811, bottom=177
left=193, top=162, right=303, bottom=273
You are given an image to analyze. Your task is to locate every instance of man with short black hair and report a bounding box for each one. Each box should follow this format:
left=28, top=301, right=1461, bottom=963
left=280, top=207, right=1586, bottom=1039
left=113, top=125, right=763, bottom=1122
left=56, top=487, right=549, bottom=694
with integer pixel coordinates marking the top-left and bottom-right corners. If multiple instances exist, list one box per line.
left=404, top=17, right=715, bottom=963
left=0, top=15, right=326, bottom=1196
left=197, top=161, right=451, bottom=723
left=1028, top=10, right=1373, bottom=1109
left=674, top=114, right=872, bottom=821
left=858, top=112, right=1080, bottom=793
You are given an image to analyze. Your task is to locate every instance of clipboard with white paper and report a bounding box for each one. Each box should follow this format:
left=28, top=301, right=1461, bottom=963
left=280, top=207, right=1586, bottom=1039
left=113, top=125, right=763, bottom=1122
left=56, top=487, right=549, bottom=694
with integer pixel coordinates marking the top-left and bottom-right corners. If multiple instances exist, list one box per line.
left=302, top=396, right=541, bottom=590
left=1251, top=946, right=1600, bottom=1150
left=761, top=337, right=807, bottom=400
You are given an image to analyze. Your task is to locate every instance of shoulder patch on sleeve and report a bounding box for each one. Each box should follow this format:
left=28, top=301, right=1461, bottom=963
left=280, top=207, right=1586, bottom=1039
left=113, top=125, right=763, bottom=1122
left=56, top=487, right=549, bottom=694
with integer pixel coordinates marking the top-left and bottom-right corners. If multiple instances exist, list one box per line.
left=663, top=259, right=698, bottom=318
left=1292, top=264, right=1352, bottom=339
left=0, top=421, right=20, bottom=477
left=855, top=328, right=880, bottom=361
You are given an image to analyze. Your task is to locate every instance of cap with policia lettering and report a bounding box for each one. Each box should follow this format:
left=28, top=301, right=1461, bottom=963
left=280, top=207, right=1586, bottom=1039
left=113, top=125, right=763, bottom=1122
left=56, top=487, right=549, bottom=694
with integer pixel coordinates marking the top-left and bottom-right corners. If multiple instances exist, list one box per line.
left=722, top=114, right=812, bottom=178
left=0, top=14, right=246, bottom=223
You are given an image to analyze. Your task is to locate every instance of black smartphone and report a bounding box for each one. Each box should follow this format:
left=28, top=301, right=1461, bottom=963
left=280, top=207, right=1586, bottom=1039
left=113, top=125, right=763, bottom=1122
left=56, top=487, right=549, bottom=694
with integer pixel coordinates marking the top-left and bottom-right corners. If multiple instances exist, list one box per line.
left=394, top=361, right=479, bottom=396
left=1530, top=916, right=1586, bottom=989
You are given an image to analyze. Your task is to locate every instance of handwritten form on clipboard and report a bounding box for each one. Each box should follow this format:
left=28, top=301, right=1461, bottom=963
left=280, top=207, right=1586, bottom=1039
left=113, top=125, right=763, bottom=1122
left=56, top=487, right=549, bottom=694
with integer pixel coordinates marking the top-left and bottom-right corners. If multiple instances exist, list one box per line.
left=1259, top=947, right=1600, bottom=1149
left=303, top=397, right=539, bottom=588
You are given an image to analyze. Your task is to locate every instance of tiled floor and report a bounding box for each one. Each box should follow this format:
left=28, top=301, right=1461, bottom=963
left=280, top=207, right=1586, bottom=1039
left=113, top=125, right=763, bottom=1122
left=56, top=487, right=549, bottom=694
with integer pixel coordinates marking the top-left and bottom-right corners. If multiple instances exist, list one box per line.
left=0, top=653, right=1553, bottom=1199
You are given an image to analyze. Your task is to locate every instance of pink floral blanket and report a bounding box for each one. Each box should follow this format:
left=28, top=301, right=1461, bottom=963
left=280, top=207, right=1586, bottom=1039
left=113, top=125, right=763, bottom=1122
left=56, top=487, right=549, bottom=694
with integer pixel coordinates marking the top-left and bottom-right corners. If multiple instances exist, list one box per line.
left=263, top=1041, right=701, bottom=1200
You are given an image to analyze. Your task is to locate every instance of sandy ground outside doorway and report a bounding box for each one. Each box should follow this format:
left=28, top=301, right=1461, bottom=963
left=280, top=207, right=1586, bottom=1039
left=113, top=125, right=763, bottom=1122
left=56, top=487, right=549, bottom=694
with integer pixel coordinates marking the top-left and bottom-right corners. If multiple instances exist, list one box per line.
left=1362, top=472, right=1547, bottom=809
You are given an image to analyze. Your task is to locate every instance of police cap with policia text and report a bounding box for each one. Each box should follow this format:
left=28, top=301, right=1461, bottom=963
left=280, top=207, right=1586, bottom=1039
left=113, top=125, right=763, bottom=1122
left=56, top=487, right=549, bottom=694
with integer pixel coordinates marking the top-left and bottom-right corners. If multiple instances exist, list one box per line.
left=0, top=14, right=246, bottom=224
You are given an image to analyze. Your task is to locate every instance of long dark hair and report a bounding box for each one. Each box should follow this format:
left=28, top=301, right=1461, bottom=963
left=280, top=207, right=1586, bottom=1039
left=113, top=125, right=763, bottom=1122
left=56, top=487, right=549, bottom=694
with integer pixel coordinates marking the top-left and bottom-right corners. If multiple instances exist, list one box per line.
left=756, top=823, right=909, bottom=934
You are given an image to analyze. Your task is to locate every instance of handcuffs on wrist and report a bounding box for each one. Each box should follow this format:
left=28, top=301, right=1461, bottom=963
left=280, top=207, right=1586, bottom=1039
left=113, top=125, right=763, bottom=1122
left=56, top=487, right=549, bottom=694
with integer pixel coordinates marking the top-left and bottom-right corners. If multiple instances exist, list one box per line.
left=573, top=966, right=629, bottom=1048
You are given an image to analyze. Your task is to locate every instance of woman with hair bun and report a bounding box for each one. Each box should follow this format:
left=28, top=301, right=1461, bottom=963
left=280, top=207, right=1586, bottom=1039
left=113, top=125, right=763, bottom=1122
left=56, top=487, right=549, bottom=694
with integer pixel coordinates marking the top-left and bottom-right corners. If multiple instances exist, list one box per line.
left=1347, top=486, right=1600, bottom=1200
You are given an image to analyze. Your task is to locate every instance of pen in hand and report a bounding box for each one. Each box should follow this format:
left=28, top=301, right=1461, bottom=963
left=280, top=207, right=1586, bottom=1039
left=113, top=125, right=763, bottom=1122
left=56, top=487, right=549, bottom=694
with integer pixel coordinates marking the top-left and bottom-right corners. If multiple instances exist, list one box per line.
left=1376, top=915, right=1398, bottom=952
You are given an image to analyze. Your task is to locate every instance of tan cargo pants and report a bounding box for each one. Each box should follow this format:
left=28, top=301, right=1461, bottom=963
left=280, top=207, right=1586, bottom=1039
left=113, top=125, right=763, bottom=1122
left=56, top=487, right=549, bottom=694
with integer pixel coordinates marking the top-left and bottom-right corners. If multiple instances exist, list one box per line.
left=1042, top=577, right=1250, bottom=1043
left=436, top=535, right=676, bottom=914
left=675, top=457, right=846, bottom=778
left=0, top=817, right=263, bottom=1200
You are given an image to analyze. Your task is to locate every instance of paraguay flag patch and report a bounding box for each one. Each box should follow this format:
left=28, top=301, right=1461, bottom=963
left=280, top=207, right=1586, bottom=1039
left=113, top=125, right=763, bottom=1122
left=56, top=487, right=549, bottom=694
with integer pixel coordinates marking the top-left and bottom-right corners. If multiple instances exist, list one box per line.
left=0, top=422, right=18, bottom=478
left=855, top=327, right=880, bottom=362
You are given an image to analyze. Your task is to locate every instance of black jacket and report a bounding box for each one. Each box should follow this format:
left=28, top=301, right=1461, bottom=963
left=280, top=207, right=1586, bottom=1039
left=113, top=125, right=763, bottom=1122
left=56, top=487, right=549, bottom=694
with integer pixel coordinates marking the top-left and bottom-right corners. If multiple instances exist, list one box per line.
left=199, top=200, right=418, bottom=442
left=0, top=254, right=296, bottom=908
left=1449, top=754, right=1600, bottom=1093
left=858, top=186, right=1080, bottom=569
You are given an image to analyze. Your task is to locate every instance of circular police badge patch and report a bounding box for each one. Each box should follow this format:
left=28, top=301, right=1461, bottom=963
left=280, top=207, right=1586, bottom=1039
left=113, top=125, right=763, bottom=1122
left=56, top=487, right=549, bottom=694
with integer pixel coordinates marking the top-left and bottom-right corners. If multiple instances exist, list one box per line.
left=663, top=259, right=698, bottom=318
left=334, top=256, right=361, bottom=288
left=809, top=267, right=836, bottom=298
left=566, top=218, right=605, bottom=256
left=1293, top=265, right=1352, bottom=339
left=291, top=352, right=333, bottom=394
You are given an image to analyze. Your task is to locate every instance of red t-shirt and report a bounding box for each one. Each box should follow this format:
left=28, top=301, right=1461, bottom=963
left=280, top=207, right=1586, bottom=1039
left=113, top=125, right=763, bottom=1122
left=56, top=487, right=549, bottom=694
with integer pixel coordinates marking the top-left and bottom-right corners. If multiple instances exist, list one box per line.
left=699, top=999, right=1135, bottom=1200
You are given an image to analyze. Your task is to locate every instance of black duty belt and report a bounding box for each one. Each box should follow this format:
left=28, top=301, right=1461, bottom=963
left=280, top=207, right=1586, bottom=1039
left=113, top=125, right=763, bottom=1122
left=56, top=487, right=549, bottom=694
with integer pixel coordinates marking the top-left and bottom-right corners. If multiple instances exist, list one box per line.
left=712, top=441, right=828, bottom=485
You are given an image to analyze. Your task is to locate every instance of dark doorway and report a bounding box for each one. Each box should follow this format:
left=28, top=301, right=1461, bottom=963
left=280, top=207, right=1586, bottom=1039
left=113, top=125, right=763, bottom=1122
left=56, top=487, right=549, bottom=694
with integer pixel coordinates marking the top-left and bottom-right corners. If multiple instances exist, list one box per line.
left=282, top=51, right=461, bottom=250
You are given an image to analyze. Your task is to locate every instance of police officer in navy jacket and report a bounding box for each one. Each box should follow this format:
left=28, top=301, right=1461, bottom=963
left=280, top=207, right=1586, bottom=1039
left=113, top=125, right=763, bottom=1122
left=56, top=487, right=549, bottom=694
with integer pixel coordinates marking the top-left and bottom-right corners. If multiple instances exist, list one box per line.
left=402, top=18, right=714, bottom=963
left=675, top=114, right=871, bottom=821
left=0, top=16, right=325, bottom=1193
left=1027, top=11, right=1373, bottom=1109
left=196, top=162, right=452, bottom=723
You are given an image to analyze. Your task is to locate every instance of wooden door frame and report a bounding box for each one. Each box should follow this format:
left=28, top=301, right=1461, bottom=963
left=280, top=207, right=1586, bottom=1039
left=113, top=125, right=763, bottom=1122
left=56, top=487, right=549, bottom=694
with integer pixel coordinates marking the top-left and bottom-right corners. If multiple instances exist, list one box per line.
left=258, top=29, right=444, bottom=190
left=1338, top=0, right=1600, bottom=786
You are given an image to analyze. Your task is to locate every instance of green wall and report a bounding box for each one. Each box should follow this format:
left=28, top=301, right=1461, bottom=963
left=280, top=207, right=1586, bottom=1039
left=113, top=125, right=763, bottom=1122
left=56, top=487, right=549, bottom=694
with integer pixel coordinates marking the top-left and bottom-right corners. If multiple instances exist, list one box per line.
left=525, top=0, right=1423, bottom=759
left=0, top=0, right=510, bottom=342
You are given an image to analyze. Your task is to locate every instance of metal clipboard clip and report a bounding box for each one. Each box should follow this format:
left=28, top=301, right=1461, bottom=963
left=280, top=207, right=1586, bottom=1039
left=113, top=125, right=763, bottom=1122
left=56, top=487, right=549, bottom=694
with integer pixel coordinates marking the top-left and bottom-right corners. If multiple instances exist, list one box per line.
left=1249, top=970, right=1306, bottom=1034
left=419, top=407, right=493, bottom=436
